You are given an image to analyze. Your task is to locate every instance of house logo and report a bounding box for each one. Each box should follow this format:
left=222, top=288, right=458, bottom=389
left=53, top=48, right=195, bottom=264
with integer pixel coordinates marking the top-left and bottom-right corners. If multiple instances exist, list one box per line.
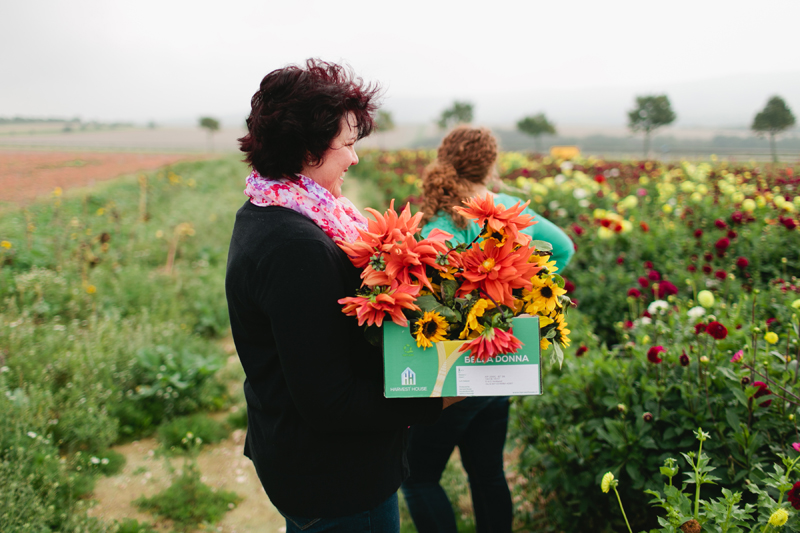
left=401, top=367, right=416, bottom=386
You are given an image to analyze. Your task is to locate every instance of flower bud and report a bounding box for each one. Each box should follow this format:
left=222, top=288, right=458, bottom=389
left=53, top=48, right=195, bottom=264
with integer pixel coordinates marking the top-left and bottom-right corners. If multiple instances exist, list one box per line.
left=697, top=290, right=715, bottom=308
left=700, top=356, right=709, bottom=364
left=741, top=376, right=751, bottom=386
left=643, top=412, right=653, bottom=422
left=601, top=472, right=614, bottom=493
left=617, top=404, right=627, bottom=413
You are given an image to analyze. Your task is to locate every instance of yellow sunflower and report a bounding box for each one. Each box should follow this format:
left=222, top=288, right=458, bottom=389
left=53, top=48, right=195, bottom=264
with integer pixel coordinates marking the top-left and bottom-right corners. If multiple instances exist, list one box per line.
left=414, top=311, right=449, bottom=348
left=480, top=226, right=508, bottom=247
left=553, top=313, right=571, bottom=347
left=523, top=277, right=567, bottom=315
left=530, top=253, right=559, bottom=274
left=459, top=299, right=493, bottom=339
left=540, top=337, right=552, bottom=351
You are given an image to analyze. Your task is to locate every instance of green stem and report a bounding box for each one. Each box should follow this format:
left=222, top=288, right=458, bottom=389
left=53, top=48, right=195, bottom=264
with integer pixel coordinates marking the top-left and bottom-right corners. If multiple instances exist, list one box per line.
left=613, top=486, right=633, bottom=533
left=694, top=439, right=704, bottom=519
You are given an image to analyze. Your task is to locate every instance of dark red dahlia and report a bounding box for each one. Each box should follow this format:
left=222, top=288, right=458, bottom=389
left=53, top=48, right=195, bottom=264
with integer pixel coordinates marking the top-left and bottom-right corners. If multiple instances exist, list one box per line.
left=715, top=270, right=728, bottom=280
left=706, top=321, right=728, bottom=340
left=688, top=265, right=697, bottom=273
left=617, top=255, right=625, bottom=265
left=753, top=381, right=773, bottom=407
left=727, top=230, right=737, bottom=239
left=680, top=352, right=690, bottom=366
left=695, top=323, right=707, bottom=335
left=576, top=345, right=588, bottom=357
left=788, top=481, right=800, bottom=510
left=702, top=264, right=713, bottom=274
left=736, top=257, right=749, bottom=269
left=704, top=252, right=714, bottom=262
left=563, top=278, right=575, bottom=293
left=627, top=288, right=642, bottom=298
left=655, top=280, right=678, bottom=298
left=647, top=346, right=665, bottom=364
left=731, top=211, right=744, bottom=224
left=715, top=219, right=728, bottom=230
left=572, top=224, right=585, bottom=236
left=648, top=270, right=661, bottom=281
left=638, top=276, right=650, bottom=288
left=694, top=229, right=703, bottom=238
left=715, top=237, right=730, bottom=251
left=644, top=261, right=654, bottom=269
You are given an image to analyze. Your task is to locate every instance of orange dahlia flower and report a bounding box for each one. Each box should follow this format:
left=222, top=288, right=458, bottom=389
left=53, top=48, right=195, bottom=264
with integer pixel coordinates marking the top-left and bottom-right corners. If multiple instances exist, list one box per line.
left=454, top=194, right=536, bottom=246
left=338, top=282, right=420, bottom=327
left=457, top=239, right=540, bottom=307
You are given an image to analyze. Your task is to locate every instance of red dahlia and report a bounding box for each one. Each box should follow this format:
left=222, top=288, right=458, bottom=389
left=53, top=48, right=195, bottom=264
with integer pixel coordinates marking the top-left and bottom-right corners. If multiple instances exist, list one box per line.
left=791, top=481, right=800, bottom=510
left=706, top=321, right=728, bottom=340
left=647, top=346, right=665, bottom=364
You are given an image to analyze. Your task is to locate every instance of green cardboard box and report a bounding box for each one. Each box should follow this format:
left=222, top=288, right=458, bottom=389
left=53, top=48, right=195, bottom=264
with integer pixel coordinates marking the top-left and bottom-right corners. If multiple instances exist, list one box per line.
left=383, top=316, right=542, bottom=398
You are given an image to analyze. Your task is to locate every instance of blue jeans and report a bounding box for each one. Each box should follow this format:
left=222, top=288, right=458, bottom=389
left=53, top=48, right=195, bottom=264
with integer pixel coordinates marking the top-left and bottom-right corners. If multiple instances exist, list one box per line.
left=278, top=492, right=399, bottom=533
left=401, top=396, right=512, bottom=533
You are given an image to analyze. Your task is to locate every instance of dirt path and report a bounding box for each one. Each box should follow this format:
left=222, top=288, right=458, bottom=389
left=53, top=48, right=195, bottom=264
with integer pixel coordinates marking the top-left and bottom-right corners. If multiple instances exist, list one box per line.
left=87, top=432, right=285, bottom=532
left=0, top=150, right=205, bottom=206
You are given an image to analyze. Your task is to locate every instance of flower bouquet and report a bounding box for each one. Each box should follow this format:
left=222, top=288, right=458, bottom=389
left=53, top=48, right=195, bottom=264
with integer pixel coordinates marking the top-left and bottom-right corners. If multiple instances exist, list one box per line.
left=338, top=194, right=572, bottom=367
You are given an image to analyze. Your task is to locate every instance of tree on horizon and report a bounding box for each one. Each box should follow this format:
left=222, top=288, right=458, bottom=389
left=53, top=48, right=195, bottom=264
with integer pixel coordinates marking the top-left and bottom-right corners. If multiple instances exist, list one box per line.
left=199, top=117, right=220, bottom=152
left=437, top=101, right=473, bottom=130
left=627, top=95, right=676, bottom=159
left=751, top=95, right=796, bottom=163
left=517, top=113, right=556, bottom=154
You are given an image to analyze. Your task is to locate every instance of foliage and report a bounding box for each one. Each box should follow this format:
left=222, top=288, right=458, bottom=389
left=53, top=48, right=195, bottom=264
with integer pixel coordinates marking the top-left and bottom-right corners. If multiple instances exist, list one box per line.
left=375, top=110, right=395, bottom=132
left=437, top=101, right=474, bottom=130
left=0, top=156, right=245, bottom=528
left=628, top=95, right=677, bottom=157
left=157, top=413, right=230, bottom=451
left=617, top=428, right=800, bottom=532
left=517, top=113, right=557, bottom=152
left=112, top=518, right=158, bottom=533
left=134, top=460, right=241, bottom=531
left=752, top=96, right=797, bottom=163
left=198, top=116, right=220, bottom=132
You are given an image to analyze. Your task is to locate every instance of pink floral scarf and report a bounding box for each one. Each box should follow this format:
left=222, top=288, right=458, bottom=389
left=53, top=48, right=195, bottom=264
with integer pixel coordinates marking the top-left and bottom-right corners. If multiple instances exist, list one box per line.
left=244, top=170, right=368, bottom=244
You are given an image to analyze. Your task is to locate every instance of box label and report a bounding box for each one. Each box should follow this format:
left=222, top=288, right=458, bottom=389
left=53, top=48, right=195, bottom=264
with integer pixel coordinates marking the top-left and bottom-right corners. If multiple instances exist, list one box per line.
left=383, top=316, right=542, bottom=398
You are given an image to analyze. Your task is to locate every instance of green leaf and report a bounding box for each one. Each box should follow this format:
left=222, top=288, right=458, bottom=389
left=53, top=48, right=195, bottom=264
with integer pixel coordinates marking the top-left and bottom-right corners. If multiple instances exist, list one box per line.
left=415, top=294, right=461, bottom=322
left=530, top=239, right=553, bottom=252
left=725, top=408, right=741, bottom=430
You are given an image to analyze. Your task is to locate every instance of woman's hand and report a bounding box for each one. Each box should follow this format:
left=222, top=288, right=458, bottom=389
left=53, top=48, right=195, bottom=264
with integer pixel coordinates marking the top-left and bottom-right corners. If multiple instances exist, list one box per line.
left=442, top=397, right=467, bottom=409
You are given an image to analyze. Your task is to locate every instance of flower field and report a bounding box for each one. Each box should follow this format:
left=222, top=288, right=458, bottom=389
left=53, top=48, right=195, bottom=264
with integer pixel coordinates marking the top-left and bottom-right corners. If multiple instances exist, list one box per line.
left=350, top=150, right=800, bottom=532
left=2, top=148, right=800, bottom=532
left=0, top=156, right=247, bottom=531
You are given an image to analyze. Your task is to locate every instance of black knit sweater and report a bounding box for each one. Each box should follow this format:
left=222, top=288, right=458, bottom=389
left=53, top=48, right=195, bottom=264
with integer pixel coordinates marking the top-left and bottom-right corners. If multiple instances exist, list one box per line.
left=225, top=202, right=442, bottom=517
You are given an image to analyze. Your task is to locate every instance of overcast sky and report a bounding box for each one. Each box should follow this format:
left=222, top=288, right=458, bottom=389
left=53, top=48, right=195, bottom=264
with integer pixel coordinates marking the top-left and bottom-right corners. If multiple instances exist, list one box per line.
left=2, top=0, right=799, bottom=127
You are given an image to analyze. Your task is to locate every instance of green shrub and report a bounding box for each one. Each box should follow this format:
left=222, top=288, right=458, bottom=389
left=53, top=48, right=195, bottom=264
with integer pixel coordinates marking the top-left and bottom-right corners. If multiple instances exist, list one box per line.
left=157, top=413, right=229, bottom=451
left=112, top=518, right=158, bottom=533
left=134, top=461, right=241, bottom=531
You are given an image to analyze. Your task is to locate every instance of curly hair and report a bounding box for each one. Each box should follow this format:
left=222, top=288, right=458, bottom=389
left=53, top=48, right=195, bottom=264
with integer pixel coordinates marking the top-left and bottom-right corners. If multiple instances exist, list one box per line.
left=238, top=58, right=381, bottom=179
left=420, top=125, right=499, bottom=228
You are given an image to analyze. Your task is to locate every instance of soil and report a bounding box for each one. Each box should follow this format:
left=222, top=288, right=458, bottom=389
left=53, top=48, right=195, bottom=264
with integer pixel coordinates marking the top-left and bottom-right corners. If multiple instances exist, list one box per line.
left=0, top=149, right=204, bottom=206
left=87, top=345, right=286, bottom=532
left=86, top=432, right=285, bottom=532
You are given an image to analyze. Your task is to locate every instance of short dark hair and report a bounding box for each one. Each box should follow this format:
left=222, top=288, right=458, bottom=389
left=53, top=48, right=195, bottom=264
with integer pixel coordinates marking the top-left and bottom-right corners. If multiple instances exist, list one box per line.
left=239, top=58, right=380, bottom=179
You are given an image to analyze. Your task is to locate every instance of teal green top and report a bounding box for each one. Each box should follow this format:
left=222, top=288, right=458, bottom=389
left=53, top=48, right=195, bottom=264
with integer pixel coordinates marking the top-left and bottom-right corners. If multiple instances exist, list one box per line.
left=420, top=192, right=574, bottom=272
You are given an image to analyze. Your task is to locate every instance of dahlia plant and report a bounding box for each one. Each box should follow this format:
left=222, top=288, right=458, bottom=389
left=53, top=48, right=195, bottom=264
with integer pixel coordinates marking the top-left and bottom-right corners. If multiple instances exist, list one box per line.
left=338, top=196, right=572, bottom=363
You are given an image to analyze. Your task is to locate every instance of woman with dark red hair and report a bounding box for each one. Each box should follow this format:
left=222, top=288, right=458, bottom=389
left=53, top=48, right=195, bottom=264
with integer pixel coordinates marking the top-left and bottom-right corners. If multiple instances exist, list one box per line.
left=226, top=59, right=452, bottom=532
